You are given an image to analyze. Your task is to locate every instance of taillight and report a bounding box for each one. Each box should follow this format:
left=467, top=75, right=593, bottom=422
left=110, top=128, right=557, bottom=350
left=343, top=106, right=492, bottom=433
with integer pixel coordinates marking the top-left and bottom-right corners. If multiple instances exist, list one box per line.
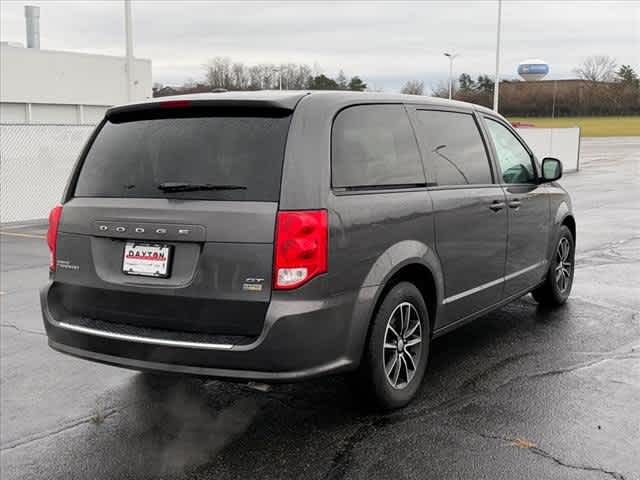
left=274, top=210, right=328, bottom=290
left=47, top=204, right=63, bottom=272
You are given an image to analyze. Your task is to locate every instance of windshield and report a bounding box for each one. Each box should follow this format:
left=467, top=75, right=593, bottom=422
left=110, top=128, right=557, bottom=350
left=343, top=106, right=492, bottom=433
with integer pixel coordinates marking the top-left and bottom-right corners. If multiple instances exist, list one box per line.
left=73, top=111, right=291, bottom=201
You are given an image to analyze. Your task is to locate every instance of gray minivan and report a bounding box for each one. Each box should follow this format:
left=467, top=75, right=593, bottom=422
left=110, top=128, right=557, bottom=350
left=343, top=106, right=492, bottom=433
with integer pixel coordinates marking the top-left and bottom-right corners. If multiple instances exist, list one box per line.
left=41, top=91, right=575, bottom=409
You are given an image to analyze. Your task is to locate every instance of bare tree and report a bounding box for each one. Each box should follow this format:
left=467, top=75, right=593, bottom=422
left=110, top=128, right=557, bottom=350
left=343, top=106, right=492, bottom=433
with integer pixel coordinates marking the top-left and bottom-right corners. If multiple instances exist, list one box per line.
left=263, top=64, right=277, bottom=90
left=232, top=62, right=248, bottom=90
left=401, top=80, right=425, bottom=95
left=248, top=65, right=263, bottom=89
left=336, top=70, right=348, bottom=89
left=205, top=57, right=233, bottom=89
left=202, top=56, right=364, bottom=92
left=294, top=64, right=312, bottom=89
left=574, top=55, right=618, bottom=82
left=279, top=63, right=307, bottom=90
left=430, top=80, right=450, bottom=98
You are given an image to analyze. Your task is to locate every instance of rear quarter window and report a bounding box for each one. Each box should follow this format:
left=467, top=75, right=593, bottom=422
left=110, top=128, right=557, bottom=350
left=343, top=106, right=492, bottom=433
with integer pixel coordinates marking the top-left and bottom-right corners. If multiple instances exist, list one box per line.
left=73, top=111, right=292, bottom=201
left=413, top=110, right=493, bottom=186
left=331, top=105, right=425, bottom=188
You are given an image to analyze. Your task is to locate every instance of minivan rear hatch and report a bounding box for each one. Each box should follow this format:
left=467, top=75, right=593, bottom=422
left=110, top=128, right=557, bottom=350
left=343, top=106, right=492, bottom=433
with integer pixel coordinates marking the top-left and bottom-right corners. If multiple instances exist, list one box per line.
left=51, top=97, right=300, bottom=338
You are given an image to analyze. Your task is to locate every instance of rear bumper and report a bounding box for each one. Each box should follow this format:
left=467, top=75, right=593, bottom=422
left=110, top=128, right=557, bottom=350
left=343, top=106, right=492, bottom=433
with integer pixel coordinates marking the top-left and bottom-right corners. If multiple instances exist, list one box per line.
left=47, top=340, right=352, bottom=381
left=41, top=283, right=360, bottom=382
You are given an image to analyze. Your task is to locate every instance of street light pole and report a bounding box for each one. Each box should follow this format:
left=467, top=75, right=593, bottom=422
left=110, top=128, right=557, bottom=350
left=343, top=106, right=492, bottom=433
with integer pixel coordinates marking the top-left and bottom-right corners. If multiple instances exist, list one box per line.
left=124, top=0, right=134, bottom=102
left=444, top=52, right=458, bottom=100
left=492, top=0, right=503, bottom=112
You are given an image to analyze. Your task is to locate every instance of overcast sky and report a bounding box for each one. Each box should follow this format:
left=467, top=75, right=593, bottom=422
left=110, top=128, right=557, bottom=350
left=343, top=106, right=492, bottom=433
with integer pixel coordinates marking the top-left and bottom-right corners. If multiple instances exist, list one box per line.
left=1, top=0, right=638, bottom=91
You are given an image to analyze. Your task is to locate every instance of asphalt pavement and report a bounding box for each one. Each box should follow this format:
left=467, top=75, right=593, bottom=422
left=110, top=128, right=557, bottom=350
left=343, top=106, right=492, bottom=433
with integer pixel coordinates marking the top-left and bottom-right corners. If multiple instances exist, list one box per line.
left=1, top=137, right=639, bottom=480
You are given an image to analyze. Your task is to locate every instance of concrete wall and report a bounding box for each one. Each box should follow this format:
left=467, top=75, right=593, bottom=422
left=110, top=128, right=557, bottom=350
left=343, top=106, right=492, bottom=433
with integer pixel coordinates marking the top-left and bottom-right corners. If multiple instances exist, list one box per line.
left=516, top=127, right=581, bottom=172
left=0, top=44, right=151, bottom=124
left=0, top=44, right=152, bottom=105
left=0, top=103, right=27, bottom=123
left=0, top=102, right=110, bottom=125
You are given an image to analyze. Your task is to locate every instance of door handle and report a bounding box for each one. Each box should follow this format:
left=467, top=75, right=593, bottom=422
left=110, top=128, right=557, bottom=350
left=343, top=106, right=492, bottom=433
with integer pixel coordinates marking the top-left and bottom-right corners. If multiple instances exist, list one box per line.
left=489, top=200, right=506, bottom=212
left=508, top=199, right=522, bottom=210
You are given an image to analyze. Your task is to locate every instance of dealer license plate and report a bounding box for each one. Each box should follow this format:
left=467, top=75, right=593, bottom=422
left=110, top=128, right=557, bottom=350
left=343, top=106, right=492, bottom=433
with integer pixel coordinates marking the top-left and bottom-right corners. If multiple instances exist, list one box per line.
left=122, top=241, right=172, bottom=278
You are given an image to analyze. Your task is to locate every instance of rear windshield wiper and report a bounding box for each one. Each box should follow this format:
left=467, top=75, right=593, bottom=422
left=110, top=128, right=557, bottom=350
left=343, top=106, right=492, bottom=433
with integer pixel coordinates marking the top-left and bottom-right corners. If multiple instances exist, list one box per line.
left=157, top=182, right=247, bottom=193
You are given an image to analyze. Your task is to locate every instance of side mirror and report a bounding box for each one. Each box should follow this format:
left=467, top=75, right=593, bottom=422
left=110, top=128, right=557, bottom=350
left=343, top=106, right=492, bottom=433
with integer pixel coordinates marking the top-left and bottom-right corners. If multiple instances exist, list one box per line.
left=541, top=157, right=563, bottom=182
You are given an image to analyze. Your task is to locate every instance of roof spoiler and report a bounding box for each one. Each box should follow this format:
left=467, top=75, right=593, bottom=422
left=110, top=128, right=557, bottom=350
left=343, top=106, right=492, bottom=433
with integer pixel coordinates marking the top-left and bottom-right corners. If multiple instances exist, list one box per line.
left=106, top=95, right=307, bottom=121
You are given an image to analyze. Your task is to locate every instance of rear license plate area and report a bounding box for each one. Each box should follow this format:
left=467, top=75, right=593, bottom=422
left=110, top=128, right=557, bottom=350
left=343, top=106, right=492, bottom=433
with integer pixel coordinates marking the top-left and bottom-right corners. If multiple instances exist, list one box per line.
left=122, top=241, right=172, bottom=278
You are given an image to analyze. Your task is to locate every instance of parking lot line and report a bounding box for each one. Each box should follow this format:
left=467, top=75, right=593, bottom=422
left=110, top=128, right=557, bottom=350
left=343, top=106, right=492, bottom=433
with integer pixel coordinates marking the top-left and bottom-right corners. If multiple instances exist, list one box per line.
left=0, top=231, right=46, bottom=239
left=0, top=223, right=46, bottom=230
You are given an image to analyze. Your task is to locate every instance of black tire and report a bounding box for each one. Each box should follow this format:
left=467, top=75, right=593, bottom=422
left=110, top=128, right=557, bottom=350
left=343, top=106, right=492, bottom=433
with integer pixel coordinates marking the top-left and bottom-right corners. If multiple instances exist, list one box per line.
left=357, top=282, right=430, bottom=410
left=532, top=225, right=575, bottom=306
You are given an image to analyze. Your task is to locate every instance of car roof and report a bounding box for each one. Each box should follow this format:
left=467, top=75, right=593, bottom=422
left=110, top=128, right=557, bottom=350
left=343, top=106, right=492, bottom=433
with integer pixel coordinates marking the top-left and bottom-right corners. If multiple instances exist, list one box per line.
left=107, top=90, right=492, bottom=118
left=301, top=90, right=481, bottom=110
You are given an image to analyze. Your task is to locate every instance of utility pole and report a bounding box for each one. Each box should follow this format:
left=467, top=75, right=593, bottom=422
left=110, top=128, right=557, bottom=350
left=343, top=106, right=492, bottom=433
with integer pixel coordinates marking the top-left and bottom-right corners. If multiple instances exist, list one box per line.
left=124, top=0, right=134, bottom=102
left=444, top=52, right=459, bottom=100
left=492, top=0, right=502, bottom=112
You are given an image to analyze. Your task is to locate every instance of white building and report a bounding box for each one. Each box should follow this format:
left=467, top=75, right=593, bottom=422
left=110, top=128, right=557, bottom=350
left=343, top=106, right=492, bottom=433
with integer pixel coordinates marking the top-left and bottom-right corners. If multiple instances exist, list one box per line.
left=0, top=43, right=152, bottom=124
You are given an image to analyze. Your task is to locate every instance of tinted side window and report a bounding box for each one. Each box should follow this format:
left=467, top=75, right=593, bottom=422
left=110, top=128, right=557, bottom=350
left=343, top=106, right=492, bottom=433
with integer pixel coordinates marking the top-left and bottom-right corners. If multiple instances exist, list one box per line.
left=332, top=105, right=424, bottom=188
left=414, top=110, right=492, bottom=186
left=485, top=118, right=536, bottom=184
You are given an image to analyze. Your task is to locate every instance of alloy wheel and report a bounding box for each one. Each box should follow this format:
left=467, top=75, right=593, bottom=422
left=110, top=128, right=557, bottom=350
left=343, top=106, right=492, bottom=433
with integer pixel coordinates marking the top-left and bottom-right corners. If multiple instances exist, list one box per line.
left=555, top=237, right=572, bottom=292
left=383, top=302, right=423, bottom=389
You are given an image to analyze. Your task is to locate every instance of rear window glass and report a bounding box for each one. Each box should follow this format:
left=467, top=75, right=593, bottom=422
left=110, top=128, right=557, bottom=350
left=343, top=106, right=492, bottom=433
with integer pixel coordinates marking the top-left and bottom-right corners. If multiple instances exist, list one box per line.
left=414, top=110, right=493, bottom=186
left=331, top=105, right=425, bottom=188
left=74, top=111, right=292, bottom=201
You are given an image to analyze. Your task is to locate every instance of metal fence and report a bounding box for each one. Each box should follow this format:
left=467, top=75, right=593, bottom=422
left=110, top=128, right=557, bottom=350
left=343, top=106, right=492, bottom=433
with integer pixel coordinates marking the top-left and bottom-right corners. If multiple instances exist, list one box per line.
left=1, top=124, right=94, bottom=223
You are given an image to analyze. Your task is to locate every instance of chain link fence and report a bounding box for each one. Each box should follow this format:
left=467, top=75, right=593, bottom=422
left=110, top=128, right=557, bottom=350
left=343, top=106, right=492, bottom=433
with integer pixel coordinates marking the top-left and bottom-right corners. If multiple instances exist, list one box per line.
left=1, top=124, right=95, bottom=223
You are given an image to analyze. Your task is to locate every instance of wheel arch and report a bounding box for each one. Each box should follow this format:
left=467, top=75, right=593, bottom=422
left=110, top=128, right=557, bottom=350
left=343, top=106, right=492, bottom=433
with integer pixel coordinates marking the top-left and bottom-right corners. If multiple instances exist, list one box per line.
left=561, top=214, right=576, bottom=243
left=548, top=201, right=575, bottom=260
left=371, top=263, right=439, bottom=335
left=345, top=241, right=444, bottom=367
